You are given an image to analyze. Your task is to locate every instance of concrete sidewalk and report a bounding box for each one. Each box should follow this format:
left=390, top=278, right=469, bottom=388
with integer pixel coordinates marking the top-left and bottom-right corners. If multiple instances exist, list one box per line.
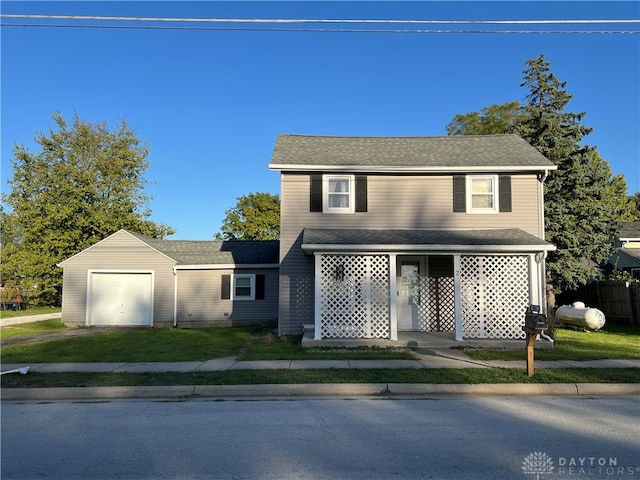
left=3, top=350, right=640, bottom=374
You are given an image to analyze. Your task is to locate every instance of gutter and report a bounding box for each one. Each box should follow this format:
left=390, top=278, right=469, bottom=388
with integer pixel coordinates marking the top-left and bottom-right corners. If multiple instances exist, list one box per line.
left=302, top=244, right=557, bottom=255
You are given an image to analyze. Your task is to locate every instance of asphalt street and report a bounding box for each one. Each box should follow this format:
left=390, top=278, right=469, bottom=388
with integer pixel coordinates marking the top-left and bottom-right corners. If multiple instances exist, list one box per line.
left=2, top=395, right=639, bottom=480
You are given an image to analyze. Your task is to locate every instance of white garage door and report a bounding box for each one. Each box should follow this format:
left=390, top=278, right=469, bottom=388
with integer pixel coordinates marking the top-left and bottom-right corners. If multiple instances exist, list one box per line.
left=88, top=272, right=153, bottom=326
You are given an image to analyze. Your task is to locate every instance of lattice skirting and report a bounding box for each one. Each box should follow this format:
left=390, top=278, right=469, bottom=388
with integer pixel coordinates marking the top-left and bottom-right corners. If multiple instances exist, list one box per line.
left=417, top=277, right=456, bottom=333
left=319, top=254, right=390, bottom=338
left=317, top=253, right=532, bottom=340
left=460, top=255, right=530, bottom=339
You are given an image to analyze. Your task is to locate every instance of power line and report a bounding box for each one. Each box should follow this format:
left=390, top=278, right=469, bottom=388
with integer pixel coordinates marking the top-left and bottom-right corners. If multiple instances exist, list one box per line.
left=2, top=23, right=638, bottom=35
left=1, top=14, right=638, bottom=25
left=1, top=14, right=637, bottom=34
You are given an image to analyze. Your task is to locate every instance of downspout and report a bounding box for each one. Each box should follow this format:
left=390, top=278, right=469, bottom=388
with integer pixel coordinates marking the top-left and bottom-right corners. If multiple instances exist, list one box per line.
left=538, top=169, right=550, bottom=318
left=172, top=266, right=178, bottom=327
left=538, top=169, right=549, bottom=240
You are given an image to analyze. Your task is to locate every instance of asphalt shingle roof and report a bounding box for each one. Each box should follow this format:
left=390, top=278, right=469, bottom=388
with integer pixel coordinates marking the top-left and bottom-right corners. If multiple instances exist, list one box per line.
left=129, top=232, right=279, bottom=265
left=302, top=228, right=554, bottom=252
left=269, top=134, right=556, bottom=171
left=619, top=222, right=640, bottom=240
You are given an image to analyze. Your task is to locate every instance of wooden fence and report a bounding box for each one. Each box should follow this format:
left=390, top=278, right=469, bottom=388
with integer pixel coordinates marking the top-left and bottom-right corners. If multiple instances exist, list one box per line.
left=574, top=280, right=639, bottom=324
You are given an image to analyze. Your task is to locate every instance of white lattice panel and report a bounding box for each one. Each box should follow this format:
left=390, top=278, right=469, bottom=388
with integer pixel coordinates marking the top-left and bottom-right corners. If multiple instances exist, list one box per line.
left=319, top=254, right=389, bottom=338
left=460, top=255, right=529, bottom=339
left=417, top=277, right=455, bottom=332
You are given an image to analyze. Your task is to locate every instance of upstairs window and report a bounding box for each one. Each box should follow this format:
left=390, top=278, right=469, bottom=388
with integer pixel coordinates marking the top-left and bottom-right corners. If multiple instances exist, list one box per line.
left=454, top=175, right=511, bottom=214
left=324, top=175, right=354, bottom=213
left=467, top=175, right=498, bottom=213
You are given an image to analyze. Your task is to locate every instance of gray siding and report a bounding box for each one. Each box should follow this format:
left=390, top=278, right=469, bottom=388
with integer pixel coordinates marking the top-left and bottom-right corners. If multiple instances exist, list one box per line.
left=60, top=231, right=176, bottom=326
left=176, top=268, right=279, bottom=327
left=278, top=172, right=545, bottom=335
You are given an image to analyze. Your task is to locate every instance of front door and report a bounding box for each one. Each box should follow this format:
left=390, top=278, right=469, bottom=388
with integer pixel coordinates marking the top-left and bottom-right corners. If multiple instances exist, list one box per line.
left=397, top=256, right=425, bottom=331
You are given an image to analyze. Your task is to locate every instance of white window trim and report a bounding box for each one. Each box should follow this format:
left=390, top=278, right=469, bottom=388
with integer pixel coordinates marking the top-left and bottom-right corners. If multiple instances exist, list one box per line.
left=466, top=174, right=499, bottom=214
left=323, top=174, right=355, bottom=214
left=232, top=274, right=255, bottom=300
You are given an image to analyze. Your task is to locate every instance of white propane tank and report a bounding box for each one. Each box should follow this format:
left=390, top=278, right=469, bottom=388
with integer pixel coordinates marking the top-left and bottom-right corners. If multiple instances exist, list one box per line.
left=555, top=302, right=606, bottom=331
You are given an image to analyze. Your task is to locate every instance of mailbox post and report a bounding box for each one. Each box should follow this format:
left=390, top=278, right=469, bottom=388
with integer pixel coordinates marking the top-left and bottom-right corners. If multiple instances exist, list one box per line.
left=522, top=305, right=548, bottom=377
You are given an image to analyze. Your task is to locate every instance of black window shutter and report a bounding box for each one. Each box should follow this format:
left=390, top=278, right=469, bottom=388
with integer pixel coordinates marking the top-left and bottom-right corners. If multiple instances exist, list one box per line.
left=221, top=275, right=231, bottom=300
left=453, top=175, right=466, bottom=212
left=310, top=175, right=322, bottom=212
left=499, top=175, right=512, bottom=212
left=255, top=274, right=265, bottom=300
left=355, top=175, right=368, bottom=212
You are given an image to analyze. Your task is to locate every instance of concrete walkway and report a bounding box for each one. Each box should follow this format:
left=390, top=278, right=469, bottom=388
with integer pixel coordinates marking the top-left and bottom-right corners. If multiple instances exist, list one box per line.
left=1, top=312, right=62, bottom=326
left=3, top=350, right=640, bottom=374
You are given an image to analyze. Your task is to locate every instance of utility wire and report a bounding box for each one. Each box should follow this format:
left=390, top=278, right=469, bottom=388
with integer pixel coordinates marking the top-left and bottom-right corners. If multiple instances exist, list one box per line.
left=1, top=14, right=637, bottom=34
left=1, top=14, right=639, bottom=25
left=2, top=23, right=638, bottom=34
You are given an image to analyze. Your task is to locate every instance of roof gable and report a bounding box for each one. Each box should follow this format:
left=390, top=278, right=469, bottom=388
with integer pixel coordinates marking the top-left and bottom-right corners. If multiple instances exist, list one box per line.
left=59, top=230, right=280, bottom=267
left=269, top=134, right=556, bottom=172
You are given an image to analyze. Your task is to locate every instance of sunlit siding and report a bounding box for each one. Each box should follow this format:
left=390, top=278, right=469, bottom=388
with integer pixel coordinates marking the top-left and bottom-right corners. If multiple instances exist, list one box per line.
left=59, top=231, right=175, bottom=326
left=175, top=268, right=279, bottom=327
left=277, top=172, right=545, bottom=335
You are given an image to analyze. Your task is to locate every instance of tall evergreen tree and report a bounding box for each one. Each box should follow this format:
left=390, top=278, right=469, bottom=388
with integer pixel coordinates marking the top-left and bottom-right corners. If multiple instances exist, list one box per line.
left=1, top=112, right=174, bottom=305
left=446, top=54, right=630, bottom=291
left=517, top=54, right=622, bottom=289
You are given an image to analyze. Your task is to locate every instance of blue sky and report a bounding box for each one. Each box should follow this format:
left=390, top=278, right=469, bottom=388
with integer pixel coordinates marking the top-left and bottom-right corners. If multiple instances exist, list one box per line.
left=2, top=1, right=639, bottom=240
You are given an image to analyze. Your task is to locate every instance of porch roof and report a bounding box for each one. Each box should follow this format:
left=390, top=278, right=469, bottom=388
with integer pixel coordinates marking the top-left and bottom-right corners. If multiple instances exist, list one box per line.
left=301, top=228, right=556, bottom=254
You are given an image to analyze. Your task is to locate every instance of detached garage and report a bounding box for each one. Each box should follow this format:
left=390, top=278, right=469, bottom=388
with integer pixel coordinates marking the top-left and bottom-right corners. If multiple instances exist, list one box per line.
left=58, top=230, right=279, bottom=328
left=87, top=271, right=154, bottom=326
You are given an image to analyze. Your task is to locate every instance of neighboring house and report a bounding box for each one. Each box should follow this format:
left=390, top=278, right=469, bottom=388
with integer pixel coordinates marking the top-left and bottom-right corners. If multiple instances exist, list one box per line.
left=269, top=134, right=557, bottom=341
left=608, top=222, right=640, bottom=280
left=58, top=230, right=279, bottom=327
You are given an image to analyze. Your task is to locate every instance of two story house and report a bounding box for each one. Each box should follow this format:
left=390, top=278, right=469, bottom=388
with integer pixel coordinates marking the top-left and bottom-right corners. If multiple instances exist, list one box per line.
left=269, top=134, right=557, bottom=341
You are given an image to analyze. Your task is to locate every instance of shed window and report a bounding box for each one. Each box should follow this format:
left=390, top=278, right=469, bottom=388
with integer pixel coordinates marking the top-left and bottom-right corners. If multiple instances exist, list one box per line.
left=233, top=274, right=255, bottom=300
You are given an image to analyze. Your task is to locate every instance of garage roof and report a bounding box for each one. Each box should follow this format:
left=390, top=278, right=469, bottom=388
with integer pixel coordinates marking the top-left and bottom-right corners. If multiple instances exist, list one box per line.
left=131, top=233, right=280, bottom=266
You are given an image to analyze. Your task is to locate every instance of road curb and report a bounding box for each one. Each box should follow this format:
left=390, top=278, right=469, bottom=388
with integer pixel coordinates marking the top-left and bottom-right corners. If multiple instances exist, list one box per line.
left=2, top=383, right=639, bottom=401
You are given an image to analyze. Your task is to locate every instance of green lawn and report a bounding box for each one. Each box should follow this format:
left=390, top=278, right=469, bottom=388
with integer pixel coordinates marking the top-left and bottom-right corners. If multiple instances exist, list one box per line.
left=0, top=327, right=258, bottom=363
left=1, top=319, right=66, bottom=339
left=465, top=324, right=640, bottom=361
left=2, top=320, right=639, bottom=388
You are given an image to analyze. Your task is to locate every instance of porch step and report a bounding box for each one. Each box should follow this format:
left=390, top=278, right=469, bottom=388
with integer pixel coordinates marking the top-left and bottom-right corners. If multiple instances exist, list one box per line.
left=302, top=324, right=315, bottom=333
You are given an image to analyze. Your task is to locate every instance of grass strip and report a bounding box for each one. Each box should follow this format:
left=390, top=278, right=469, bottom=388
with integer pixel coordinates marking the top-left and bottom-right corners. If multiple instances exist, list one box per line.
left=2, top=368, right=639, bottom=389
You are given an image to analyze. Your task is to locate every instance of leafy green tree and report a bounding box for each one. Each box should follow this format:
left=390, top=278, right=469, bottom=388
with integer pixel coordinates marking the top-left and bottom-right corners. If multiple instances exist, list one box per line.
left=217, top=192, right=280, bottom=240
left=1, top=112, right=174, bottom=305
left=446, top=54, right=630, bottom=291
left=446, top=101, right=522, bottom=136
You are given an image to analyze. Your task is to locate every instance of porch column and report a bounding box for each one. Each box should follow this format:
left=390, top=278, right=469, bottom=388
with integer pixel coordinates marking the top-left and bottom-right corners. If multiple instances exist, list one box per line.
left=314, top=253, right=322, bottom=340
left=529, top=253, right=540, bottom=309
left=389, top=253, right=398, bottom=341
left=453, top=255, right=463, bottom=341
